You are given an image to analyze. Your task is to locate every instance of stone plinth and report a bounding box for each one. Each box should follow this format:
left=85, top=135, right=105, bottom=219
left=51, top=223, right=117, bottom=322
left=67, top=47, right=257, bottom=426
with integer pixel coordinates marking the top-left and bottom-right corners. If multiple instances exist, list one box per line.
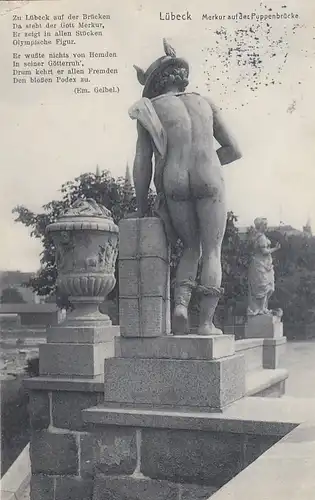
left=104, top=354, right=245, bottom=411
left=245, top=314, right=283, bottom=339
left=103, top=334, right=244, bottom=412
left=115, top=334, right=235, bottom=360
left=39, top=325, right=119, bottom=379
left=119, top=218, right=170, bottom=337
left=39, top=200, right=120, bottom=380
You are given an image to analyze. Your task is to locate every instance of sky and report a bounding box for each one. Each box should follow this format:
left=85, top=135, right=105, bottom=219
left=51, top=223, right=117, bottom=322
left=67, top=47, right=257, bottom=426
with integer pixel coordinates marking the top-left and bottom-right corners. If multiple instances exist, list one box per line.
left=1, top=0, right=315, bottom=271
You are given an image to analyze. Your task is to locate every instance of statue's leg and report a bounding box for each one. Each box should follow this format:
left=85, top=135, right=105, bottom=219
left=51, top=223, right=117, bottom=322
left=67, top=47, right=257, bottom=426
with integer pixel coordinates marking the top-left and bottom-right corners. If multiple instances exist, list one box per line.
left=195, top=197, right=227, bottom=335
left=166, top=198, right=201, bottom=334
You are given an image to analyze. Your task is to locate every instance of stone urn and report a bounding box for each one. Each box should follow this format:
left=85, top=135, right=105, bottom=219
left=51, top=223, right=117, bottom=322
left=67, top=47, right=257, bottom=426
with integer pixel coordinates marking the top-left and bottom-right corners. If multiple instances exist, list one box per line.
left=46, top=198, right=119, bottom=325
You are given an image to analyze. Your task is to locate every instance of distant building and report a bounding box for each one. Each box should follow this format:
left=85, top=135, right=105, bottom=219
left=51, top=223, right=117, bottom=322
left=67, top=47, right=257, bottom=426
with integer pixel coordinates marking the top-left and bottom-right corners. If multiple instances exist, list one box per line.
left=0, top=303, right=63, bottom=327
left=0, top=271, right=39, bottom=303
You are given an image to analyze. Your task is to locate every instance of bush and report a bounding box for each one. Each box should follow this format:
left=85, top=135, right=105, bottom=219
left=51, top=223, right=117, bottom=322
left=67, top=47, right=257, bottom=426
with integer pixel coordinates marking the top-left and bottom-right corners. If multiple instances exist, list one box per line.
left=25, top=357, right=39, bottom=377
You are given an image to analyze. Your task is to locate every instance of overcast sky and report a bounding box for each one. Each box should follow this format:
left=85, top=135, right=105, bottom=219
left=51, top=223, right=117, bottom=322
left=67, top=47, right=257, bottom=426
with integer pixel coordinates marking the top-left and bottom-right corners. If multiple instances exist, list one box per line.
left=1, top=0, right=315, bottom=271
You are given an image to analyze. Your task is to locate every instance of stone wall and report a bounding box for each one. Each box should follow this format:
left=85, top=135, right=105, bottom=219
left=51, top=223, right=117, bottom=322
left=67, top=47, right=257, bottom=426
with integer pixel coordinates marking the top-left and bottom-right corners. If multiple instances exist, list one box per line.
left=27, top=383, right=283, bottom=500
left=28, top=383, right=102, bottom=500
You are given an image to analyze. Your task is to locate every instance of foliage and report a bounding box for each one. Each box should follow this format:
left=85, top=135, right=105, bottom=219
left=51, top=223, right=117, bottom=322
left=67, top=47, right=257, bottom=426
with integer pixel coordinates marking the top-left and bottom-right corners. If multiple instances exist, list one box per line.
left=0, top=287, right=26, bottom=304
left=25, top=356, right=40, bottom=377
left=221, top=212, right=251, bottom=306
left=268, top=231, right=315, bottom=326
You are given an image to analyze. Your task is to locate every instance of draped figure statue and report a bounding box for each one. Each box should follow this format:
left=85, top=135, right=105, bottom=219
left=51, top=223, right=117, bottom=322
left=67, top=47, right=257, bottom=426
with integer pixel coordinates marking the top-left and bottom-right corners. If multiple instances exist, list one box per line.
left=247, top=217, right=281, bottom=316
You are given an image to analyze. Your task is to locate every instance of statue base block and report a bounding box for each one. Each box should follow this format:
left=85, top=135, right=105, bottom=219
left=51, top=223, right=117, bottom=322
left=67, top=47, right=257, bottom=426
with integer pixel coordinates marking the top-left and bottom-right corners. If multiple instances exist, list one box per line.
left=119, top=218, right=170, bottom=338
left=104, top=353, right=245, bottom=412
left=39, top=325, right=119, bottom=379
left=115, top=334, right=235, bottom=360
left=245, top=314, right=283, bottom=339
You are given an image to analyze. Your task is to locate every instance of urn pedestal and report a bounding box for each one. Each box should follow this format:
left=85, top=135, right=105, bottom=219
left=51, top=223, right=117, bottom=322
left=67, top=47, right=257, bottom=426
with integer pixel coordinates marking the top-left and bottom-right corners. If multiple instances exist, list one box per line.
left=39, top=199, right=120, bottom=379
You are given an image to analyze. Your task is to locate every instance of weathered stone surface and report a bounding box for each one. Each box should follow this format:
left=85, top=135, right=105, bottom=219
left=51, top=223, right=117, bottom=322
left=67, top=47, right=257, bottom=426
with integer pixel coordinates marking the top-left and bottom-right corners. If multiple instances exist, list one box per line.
left=39, top=342, right=114, bottom=378
left=93, top=474, right=178, bottom=500
left=180, top=483, right=219, bottom=499
left=47, top=325, right=119, bottom=344
left=30, top=430, right=78, bottom=475
left=119, top=297, right=167, bottom=337
left=119, top=258, right=168, bottom=298
left=140, top=297, right=165, bottom=337
left=80, top=427, right=137, bottom=478
left=263, top=337, right=287, bottom=369
left=119, top=298, right=140, bottom=336
left=141, top=429, right=243, bottom=487
left=244, top=434, right=280, bottom=467
left=82, top=402, right=294, bottom=437
left=115, top=335, right=235, bottom=360
left=55, top=477, right=93, bottom=500
left=104, top=355, right=245, bottom=410
left=118, top=217, right=170, bottom=338
left=51, top=391, right=100, bottom=431
left=220, top=355, right=246, bottom=407
left=46, top=200, right=118, bottom=327
left=236, top=339, right=263, bottom=372
left=140, top=257, right=169, bottom=296
left=28, top=391, right=50, bottom=431
left=24, top=376, right=104, bottom=393
left=119, top=218, right=169, bottom=261
left=118, top=260, right=139, bottom=297
left=246, top=368, right=288, bottom=398
left=30, top=474, right=54, bottom=500
left=245, top=314, right=283, bottom=339
left=253, top=380, right=286, bottom=398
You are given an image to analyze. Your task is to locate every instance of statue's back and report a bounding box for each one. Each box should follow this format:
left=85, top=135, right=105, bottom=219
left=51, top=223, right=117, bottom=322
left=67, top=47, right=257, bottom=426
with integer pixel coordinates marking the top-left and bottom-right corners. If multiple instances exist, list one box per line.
left=152, top=92, right=223, bottom=201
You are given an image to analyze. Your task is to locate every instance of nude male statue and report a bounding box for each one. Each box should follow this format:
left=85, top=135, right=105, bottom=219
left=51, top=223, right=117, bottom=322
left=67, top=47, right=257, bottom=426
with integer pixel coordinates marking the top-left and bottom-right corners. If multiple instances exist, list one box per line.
left=129, top=39, right=242, bottom=335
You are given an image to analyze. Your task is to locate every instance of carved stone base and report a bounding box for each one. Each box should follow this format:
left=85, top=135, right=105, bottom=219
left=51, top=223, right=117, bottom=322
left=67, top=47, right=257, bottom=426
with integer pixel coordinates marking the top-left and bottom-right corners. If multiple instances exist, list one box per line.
left=245, top=314, right=283, bottom=339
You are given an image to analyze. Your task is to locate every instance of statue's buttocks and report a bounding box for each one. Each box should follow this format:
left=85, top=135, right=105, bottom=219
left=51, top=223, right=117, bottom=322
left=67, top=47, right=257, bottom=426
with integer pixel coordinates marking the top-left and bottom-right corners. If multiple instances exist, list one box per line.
left=152, top=93, right=223, bottom=202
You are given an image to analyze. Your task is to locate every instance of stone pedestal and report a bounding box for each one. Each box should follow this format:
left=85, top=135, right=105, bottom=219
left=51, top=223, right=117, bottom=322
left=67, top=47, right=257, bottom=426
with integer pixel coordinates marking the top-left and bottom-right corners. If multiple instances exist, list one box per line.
left=245, top=314, right=283, bottom=339
left=39, top=200, right=120, bottom=379
left=263, top=337, right=287, bottom=369
left=103, top=335, right=245, bottom=412
left=119, top=218, right=170, bottom=337
left=105, top=217, right=245, bottom=412
left=39, top=324, right=119, bottom=379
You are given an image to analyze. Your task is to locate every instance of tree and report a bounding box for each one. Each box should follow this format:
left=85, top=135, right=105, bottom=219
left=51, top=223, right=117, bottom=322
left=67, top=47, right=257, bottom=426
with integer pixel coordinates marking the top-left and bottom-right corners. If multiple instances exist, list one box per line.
left=0, top=287, right=26, bottom=304
left=267, top=231, right=315, bottom=333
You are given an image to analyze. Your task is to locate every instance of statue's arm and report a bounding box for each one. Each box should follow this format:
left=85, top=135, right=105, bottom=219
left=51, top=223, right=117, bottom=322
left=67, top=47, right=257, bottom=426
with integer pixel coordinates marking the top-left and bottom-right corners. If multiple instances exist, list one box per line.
left=133, top=122, right=153, bottom=217
left=257, top=235, right=280, bottom=255
left=205, top=98, right=242, bottom=165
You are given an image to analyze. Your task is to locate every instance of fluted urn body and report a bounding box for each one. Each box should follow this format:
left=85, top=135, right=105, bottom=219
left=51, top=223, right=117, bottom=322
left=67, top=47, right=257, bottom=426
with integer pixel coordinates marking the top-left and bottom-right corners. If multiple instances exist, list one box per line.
left=46, top=199, right=119, bottom=325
